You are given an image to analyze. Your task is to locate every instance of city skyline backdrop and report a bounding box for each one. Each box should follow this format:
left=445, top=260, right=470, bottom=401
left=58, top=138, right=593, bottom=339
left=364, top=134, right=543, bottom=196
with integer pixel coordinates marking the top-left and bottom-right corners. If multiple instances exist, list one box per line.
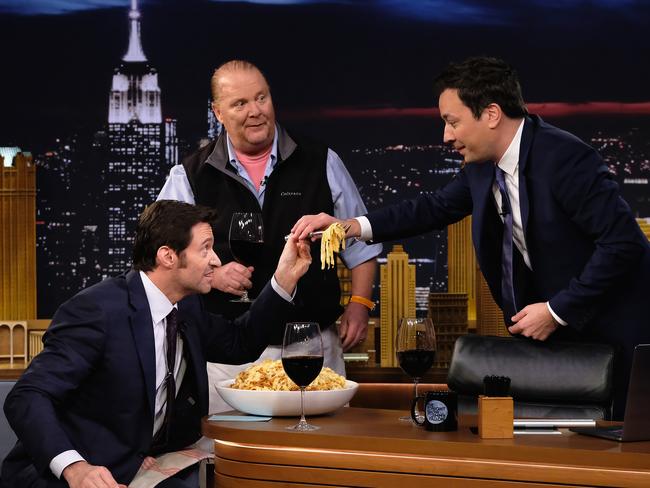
left=2, top=0, right=649, bottom=317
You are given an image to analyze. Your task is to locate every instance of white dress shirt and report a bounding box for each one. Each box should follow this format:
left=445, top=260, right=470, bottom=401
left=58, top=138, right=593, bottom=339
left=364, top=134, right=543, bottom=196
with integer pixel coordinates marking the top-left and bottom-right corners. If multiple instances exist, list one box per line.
left=357, top=119, right=566, bottom=325
left=140, top=271, right=187, bottom=437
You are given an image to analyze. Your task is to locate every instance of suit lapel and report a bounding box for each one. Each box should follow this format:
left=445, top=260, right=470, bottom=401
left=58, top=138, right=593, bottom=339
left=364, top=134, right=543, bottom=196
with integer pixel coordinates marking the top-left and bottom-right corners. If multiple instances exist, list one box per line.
left=126, top=270, right=157, bottom=419
left=472, top=163, right=502, bottom=288
left=518, top=116, right=535, bottom=243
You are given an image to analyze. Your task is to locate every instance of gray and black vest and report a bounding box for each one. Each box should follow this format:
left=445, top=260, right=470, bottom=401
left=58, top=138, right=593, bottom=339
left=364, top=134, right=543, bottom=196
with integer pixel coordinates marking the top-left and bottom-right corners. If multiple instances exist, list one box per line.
left=182, top=128, right=342, bottom=338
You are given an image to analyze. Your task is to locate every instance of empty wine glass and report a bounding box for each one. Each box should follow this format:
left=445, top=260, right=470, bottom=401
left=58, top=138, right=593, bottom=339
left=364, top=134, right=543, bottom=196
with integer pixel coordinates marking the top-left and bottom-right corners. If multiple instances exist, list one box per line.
left=228, top=212, right=264, bottom=303
left=396, top=317, right=437, bottom=422
left=282, top=322, right=324, bottom=431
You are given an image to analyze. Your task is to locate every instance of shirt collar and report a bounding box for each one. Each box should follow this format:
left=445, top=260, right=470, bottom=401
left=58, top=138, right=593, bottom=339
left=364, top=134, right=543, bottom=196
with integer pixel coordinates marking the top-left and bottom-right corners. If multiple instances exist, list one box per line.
left=497, top=119, right=525, bottom=176
left=226, top=125, right=279, bottom=169
left=139, top=271, right=176, bottom=325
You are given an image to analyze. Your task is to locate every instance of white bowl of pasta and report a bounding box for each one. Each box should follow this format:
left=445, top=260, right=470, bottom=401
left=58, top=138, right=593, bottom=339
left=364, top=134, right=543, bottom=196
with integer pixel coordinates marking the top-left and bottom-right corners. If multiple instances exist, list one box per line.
left=214, top=359, right=358, bottom=416
left=216, top=379, right=359, bottom=416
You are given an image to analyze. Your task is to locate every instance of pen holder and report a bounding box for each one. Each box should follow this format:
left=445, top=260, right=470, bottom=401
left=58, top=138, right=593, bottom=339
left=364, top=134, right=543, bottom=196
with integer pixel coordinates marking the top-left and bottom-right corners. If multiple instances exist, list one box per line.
left=478, top=395, right=513, bottom=439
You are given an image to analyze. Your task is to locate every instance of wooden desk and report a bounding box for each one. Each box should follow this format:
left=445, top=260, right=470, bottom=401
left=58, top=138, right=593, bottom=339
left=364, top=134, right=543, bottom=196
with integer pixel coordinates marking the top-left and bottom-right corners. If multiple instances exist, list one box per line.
left=202, top=408, right=650, bottom=487
left=346, top=365, right=448, bottom=384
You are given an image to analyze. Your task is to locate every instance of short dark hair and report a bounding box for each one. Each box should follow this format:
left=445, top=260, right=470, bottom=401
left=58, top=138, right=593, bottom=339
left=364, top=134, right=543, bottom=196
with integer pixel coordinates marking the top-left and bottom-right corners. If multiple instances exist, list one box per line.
left=434, top=56, right=528, bottom=119
left=132, top=200, right=217, bottom=272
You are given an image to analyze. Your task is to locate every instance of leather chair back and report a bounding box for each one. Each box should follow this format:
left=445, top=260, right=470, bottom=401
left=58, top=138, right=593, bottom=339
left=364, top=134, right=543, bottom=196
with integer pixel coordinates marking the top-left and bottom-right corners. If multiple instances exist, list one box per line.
left=447, top=335, right=615, bottom=419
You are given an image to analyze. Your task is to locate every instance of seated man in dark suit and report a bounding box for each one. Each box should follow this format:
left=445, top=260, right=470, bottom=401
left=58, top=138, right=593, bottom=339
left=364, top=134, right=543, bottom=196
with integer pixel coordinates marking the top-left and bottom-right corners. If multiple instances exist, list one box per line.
left=2, top=200, right=311, bottom=488
left=292, top=56, right=650, bottom=420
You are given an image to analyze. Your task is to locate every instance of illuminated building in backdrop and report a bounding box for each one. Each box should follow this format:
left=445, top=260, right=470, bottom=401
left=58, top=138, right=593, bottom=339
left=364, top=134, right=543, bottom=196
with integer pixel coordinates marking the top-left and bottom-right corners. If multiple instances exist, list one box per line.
left=1, top=148, right=36, bottom=320
left=379, top=245, right=416, bottom=367
left=104, top=0, right=177, bottom=274
left=1, top=148, right=35, bottom=365
left=447, top=216, right=507, bottom=336
left=428, top=293, right=467, bottom=370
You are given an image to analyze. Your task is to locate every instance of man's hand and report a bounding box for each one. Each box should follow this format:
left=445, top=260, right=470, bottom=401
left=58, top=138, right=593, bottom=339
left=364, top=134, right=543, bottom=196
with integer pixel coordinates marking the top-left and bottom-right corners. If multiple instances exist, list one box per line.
left=63, top=461, right=126, bottom=488
left=508, top=302, right=559, bottom=341
left=339, top=302, right=369, bottom=351
left=211, top=261, right=253, bottom=296
left=292, top=213, right=360, bottom=241
left=274, top=235, right=312, bottom=295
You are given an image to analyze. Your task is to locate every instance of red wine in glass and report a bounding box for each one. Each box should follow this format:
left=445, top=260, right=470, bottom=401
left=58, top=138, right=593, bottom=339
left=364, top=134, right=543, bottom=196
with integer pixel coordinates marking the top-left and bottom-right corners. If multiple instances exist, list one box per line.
left=228, top=212, right=264, bottom=303
left=397, top=349, right=436, bottom=379
left=396, top=317, right=437, bottom=422
left=282, top=356, right=324, bottom=388
left=230, top=239, right=263, bottom=268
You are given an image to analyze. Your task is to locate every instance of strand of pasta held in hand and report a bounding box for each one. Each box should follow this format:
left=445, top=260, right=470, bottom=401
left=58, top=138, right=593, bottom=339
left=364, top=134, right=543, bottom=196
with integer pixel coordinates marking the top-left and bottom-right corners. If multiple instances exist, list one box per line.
left=320, top=222, right=347, bottom=269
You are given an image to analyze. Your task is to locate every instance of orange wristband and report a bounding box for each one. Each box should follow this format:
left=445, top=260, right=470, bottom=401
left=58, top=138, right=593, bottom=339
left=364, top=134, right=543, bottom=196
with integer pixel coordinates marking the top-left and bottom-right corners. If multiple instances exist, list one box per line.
left=349, top=295, right=375, bottom=311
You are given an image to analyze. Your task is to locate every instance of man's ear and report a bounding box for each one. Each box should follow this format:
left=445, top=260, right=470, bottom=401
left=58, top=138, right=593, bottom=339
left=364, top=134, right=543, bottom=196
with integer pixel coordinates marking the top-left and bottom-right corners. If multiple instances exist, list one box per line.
left=212, top=102, right=224, bottom=124
left=485, top=103, right=502, bottom=129
left=156, top=246, right=177, bottom=269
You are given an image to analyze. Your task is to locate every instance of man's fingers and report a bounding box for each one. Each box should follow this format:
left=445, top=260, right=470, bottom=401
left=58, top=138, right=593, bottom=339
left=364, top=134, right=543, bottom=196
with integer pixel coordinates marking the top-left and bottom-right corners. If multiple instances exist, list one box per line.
left=508, top=323, right=523, bottom=335
left=339, top=321, right=349, bottom=340
left=511, top=307, right=527, bottom=322
left=340, top=321, right=364, bottom=350
left=228, top=285, right=246, bottom=296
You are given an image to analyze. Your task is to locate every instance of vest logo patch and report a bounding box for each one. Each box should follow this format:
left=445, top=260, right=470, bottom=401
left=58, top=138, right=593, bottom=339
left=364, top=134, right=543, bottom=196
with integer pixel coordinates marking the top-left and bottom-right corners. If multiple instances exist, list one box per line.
left=281, top=191, right=302, bottom=197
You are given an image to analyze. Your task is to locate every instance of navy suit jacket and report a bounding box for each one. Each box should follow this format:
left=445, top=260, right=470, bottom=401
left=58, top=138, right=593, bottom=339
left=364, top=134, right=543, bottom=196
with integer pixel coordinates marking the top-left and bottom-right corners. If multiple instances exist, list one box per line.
left=2, top=270, right=293, bottom=487
left=367, top=115, right=650, bottom=350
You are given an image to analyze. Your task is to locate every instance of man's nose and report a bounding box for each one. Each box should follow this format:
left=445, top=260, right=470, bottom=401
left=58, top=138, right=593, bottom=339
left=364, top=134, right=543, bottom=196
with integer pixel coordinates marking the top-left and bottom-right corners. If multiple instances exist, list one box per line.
left=249, top=102, right=262, bottom=116
left=443, top=125, right=455, bottom=144
left=210, top=250, right=221, bottom=268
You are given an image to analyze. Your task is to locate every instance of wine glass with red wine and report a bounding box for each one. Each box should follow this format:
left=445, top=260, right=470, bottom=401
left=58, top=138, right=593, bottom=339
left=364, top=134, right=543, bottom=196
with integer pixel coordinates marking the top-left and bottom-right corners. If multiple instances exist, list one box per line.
left=228, top=212, right=264, bottom=303
left=396, top=317, right=436, bottom=422
left=282, top=322, right=324, bottom=431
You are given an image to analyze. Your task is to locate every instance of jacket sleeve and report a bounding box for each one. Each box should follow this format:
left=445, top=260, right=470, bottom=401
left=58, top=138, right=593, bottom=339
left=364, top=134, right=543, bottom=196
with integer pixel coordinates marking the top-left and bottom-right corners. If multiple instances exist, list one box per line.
left=3, top=294, right=107, bottom=474
left=548, top=145, right=647, bottom=328
left=366, top=168, right=473, bottom=243
left=198, top=281, right=295, bottom=364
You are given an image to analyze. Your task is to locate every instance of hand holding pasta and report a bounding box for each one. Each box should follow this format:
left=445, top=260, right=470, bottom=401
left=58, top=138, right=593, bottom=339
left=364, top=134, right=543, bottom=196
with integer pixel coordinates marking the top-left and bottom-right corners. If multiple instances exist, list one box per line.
left=320, top=222, right=346, bottom=270
left=231, top=359, right=346, bottom=391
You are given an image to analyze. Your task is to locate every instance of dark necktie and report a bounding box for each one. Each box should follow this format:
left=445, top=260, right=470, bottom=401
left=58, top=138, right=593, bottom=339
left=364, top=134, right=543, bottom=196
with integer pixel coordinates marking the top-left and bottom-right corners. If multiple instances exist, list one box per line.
left=155, top=307, right=178, bottom=447
left=495, top=167, right=518, bottom=321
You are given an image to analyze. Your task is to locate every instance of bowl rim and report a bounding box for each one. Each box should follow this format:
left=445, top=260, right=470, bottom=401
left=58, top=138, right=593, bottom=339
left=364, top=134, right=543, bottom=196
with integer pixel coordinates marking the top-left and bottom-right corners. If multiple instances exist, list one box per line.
left=216, top=378, right=359, bottom=393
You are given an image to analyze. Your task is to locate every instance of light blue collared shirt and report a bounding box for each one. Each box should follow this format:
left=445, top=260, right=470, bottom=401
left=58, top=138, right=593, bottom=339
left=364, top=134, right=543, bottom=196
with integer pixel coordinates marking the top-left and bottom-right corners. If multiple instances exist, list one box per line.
left=158, top=128, right=382, bottom=268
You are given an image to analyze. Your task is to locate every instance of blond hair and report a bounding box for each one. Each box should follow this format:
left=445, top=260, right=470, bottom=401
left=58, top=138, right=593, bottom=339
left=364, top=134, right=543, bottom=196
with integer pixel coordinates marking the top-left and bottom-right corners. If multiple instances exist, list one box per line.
left=210, top=60, right=270, bottom=103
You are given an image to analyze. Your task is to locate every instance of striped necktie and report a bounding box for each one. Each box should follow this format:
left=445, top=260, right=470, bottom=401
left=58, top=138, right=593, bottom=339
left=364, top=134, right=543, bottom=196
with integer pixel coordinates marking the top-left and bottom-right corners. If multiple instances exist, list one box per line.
left=495, top=166, right=518, bottom=322
left=152, top=307, right=178, bottom=450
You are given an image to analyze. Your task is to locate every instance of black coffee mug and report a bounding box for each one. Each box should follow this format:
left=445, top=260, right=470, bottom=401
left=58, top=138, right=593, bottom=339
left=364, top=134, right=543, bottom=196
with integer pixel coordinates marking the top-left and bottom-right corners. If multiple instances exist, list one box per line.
left=411, top=390, right=458, bottom=431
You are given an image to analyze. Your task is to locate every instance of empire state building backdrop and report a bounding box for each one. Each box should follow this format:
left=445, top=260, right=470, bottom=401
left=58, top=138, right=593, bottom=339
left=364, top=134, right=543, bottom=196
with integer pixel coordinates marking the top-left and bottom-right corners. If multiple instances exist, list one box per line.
left=1, top=0, right=649, bottom=317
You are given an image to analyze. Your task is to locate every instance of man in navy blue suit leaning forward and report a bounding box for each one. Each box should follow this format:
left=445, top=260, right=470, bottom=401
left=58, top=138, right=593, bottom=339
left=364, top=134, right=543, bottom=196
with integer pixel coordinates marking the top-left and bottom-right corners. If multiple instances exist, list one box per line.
left=292, top=56, right=650, bottom=420
left=2, top=200, right=312, bottom=488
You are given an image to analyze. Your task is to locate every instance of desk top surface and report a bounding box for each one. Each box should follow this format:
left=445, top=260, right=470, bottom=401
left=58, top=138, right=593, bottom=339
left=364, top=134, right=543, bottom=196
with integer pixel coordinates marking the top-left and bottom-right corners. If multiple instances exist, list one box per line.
left=202, top=407, right=650, bottom=471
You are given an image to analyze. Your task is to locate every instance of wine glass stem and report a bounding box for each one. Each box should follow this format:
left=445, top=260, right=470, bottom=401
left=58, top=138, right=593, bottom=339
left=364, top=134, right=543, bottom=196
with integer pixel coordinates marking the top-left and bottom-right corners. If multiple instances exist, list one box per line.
left=413, top=378, right=420, bottom=419
left=241, top=289, right=249, bottom=301
left=299, top=387, right=307, bottom=425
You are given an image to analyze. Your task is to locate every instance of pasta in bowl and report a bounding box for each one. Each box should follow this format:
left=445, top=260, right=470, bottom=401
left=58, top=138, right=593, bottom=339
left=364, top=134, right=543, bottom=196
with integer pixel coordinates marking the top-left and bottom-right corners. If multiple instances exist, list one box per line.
left=216, top=359, right=358, bottom=416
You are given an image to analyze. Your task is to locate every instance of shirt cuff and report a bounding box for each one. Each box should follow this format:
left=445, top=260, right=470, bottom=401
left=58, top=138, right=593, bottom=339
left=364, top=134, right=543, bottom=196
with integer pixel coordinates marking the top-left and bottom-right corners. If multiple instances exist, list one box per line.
left=271, top=275, right=296, bottom=302
left=546, top=302, right=568, bottom=326
left=355, top=216, right=373, bottom=241
left=50, top=450, right=85, bottom=479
